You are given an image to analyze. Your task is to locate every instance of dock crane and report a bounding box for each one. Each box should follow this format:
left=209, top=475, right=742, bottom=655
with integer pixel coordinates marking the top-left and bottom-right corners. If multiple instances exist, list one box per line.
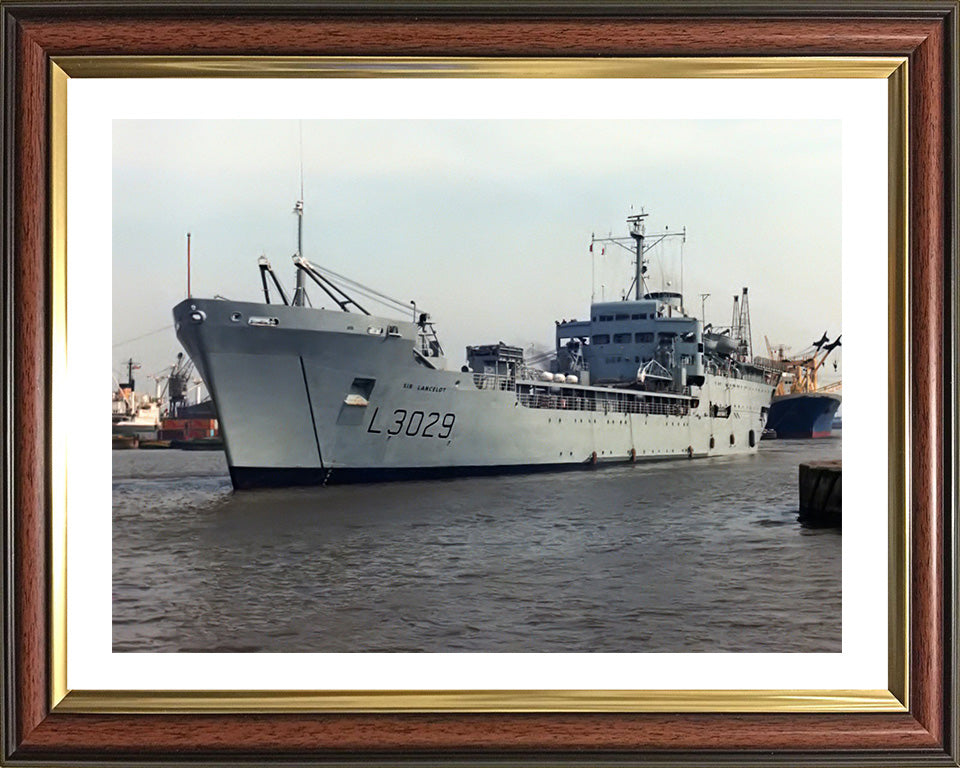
left=764, top=332, right=842, bottom=396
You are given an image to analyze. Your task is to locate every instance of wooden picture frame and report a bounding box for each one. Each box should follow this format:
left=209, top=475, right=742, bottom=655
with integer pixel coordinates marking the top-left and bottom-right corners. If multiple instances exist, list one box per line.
left=2, top=2, right=957, bottom=764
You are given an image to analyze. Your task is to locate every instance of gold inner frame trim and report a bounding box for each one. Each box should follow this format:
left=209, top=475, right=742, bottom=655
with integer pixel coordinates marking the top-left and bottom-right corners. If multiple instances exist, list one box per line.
left=54, top=55, right=905, bottom=79
left=886, top=61, right=910, bottom=709
left=49, top=55, right=909, bottom=715
left=49, top=61, right=69, bottom=710
left=57, top=688, right=902, bottom=714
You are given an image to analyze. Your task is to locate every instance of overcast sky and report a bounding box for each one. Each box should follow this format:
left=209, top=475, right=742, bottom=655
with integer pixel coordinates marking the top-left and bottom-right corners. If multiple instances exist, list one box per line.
left=113, top=119, right=841, bottom=389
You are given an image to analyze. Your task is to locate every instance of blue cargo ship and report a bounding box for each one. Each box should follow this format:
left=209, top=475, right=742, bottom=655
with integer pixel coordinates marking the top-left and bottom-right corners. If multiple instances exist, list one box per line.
left=757, top=332, right=841, bottom=439
left=765, top=391, right=841, bottom=439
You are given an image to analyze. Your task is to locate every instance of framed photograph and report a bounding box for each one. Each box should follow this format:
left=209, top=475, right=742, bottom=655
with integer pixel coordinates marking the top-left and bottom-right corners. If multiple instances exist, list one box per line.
left=2, top=1, right=957, bottom=765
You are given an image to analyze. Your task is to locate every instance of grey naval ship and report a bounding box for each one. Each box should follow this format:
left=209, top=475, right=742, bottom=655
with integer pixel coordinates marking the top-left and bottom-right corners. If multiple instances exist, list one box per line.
left=174, top=210, right=778, bottom=489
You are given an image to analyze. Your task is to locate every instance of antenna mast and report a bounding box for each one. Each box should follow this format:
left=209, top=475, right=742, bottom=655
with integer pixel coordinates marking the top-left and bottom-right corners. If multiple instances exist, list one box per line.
left=627, top=212, right=648, bottom=300
left=120, top=358, right=140, bottom=392
left=292, top=122, right=306, bottom=307
left=592, top=210, right=685, bottom=302
left=679, top=233, right=686, bottom=312
left=590, top=234, right=595, bottom=303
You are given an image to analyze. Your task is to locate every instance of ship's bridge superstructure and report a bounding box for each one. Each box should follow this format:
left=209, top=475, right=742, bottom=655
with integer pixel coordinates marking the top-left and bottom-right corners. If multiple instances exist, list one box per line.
left=556, top=296, right=704, bottom=388
left=551, top=211, right=776, bottom=394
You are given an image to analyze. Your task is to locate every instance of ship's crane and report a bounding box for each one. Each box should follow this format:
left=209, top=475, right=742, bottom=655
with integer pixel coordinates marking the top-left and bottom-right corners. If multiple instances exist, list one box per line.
left=729, top=287, right=753, bottom=360
left=251, top=145, right=447, bottom=363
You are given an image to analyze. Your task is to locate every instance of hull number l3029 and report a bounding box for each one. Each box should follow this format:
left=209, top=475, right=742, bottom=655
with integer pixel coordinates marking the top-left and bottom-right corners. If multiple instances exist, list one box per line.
left=367, top=408, right=456, bottom=439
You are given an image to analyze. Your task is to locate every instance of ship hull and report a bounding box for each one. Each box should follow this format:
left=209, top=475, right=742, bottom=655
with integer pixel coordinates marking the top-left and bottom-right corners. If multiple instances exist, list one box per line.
left=230, top=462, right=598, bottom=489
left=175, top=298, right=775, bottom=489
left=765, top=391, right=842, bottom=439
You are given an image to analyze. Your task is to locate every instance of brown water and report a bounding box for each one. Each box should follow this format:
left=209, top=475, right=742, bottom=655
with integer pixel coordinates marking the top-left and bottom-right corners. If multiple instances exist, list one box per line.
left=113, top=435, right=841, bottom=652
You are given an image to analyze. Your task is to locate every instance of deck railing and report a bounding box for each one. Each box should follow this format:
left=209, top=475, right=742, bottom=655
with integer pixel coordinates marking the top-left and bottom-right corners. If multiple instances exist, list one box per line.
left=472, top=373, right=517, bottom=392
left=516, top=391, right=689, bottom=417
left=471, top=371, right=693, bottom=416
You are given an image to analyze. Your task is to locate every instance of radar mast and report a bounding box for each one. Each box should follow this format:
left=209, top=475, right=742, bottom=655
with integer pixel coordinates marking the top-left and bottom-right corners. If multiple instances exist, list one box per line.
left=590, top=210, right=686, bottom=305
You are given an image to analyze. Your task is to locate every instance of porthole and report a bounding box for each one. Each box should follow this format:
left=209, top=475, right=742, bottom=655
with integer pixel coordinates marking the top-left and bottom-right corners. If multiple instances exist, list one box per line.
left=230, top=312, right=242, bottom=322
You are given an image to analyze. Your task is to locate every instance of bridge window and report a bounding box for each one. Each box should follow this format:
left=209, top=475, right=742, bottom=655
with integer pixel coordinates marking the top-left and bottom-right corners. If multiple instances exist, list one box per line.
left=615, top=313, right=629, bottom=320
left=631, top=313, right=648, bottom=320
left=658, top=332, right=677, bottom=343
left=635, top=332, right=653, bottom=343
left=613, top=333, right=632, bottom=344
left=599, top=315, right=613, bottom=322
left=592, top=334, right=610, bottom=345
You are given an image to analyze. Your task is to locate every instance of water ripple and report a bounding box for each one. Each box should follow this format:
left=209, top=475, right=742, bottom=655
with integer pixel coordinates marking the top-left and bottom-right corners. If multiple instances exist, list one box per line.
left=113, top=437, right=842, bottom=653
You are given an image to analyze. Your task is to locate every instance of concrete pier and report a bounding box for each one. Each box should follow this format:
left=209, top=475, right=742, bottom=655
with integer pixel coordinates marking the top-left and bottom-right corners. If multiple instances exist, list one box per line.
left=798, top=460, right=841, bottom=528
